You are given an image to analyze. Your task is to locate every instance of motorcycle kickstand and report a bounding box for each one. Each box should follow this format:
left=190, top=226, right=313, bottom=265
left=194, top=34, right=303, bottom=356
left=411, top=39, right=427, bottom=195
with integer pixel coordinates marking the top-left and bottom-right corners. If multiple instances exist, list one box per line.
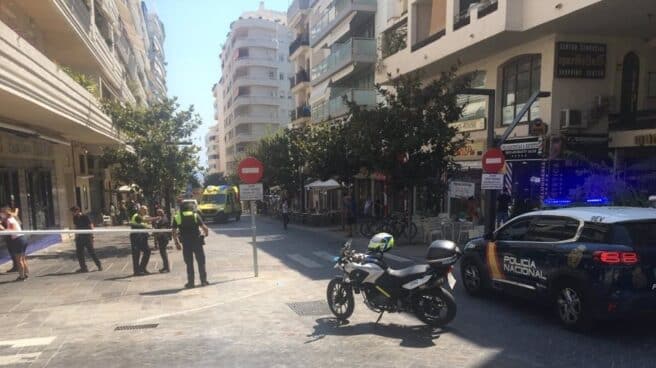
left=375, top=311, right=384, bottom=324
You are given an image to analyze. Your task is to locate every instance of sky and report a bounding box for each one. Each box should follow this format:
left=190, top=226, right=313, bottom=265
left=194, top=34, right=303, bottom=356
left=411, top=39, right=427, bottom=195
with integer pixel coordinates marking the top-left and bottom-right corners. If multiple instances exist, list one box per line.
left=155, top=0, right=291, bottom=168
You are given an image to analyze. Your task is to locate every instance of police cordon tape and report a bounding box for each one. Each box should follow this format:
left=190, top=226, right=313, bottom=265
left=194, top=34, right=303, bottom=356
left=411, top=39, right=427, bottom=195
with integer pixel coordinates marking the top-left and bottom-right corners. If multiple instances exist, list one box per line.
left=0, top=228, right=172, bottom=236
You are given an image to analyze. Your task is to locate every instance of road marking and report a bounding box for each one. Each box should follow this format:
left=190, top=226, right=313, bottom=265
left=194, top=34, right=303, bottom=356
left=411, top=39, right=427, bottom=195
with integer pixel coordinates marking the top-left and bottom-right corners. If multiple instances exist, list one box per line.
left=384, top=253, right=412, bottom=263
left=0, top=336, right=56, bottom=348
left=313, top=251, right=336, bottom=262
left=288, top=254, right=321, bottom=268
left=0, top=353, right=41, bottom=366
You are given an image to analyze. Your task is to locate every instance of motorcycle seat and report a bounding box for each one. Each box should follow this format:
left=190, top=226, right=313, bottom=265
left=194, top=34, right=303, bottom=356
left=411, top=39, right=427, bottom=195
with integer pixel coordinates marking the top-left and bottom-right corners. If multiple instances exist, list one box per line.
left=387, top=264, right=429, bottom=280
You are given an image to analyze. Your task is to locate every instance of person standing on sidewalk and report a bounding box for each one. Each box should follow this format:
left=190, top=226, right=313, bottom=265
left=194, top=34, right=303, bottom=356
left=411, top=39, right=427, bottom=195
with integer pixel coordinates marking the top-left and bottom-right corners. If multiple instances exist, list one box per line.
left=130, top=205, right=152, bottom=276
left=172, top=201, right=209, bottom=288
left=281, top=199, right=289, bottom=230
left=0, top=206, right=28, bottom=281
left=70, top=206, right=102, bottom=273
left=153, top=208, right=171, bottom=273
left=496, top=188, right=512, bottom=228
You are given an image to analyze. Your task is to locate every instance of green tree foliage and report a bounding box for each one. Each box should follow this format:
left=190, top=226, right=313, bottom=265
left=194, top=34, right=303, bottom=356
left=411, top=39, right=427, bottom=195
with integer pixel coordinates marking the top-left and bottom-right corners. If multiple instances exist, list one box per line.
left=204, top=172, right=229, bottom=187
left=102, top=98, right=201, bottom=208
left=251, top=126, right=307, bottom=193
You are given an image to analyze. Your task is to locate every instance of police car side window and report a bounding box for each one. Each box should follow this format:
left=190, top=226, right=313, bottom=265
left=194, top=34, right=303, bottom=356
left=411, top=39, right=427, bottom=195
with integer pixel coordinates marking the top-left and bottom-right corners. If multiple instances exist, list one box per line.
left=578, top=222, right=611, bottom=243
left=527, top=216, right=579, bottom=242
left=496, top=218, right=532, bottom=241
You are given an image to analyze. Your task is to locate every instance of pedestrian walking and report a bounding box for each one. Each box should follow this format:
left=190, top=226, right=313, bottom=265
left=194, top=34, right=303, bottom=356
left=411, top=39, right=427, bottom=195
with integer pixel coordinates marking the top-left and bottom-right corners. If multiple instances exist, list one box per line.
left=281, top=199, right=289, bottom=230
left=70, top=206, right=102, bottom=273
left=129, top=205, right=152, bottom=276
left=153, top=208, right=171, bottom=273
left=364, top=198, right=372, bottom=218
left=346, top=192, right=357, bottom=237
left=0, top=206, right=28, bottom=281
left=497, top=188, right=512, bottom=227
left=172, top=201, right=209, bottom=288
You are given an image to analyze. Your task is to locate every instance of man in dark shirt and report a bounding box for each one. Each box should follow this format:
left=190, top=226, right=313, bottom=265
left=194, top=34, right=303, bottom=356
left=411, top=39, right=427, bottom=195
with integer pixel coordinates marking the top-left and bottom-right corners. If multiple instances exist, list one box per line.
left=496, top=188, right=512, bottom=227
left=70, top=206, right=102, bottom=272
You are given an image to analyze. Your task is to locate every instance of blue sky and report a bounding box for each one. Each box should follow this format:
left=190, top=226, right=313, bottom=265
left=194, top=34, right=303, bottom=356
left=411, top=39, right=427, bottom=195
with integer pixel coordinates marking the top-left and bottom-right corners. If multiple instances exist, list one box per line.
left=155, top=0, right=291, bottom=167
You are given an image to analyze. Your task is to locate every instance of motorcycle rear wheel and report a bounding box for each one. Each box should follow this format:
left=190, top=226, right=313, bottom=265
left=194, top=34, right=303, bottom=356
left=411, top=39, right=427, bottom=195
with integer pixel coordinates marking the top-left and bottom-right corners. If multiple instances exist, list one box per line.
left=414, top=288, right=457, bottom=328
left=326, top=277, right=355, bottom=321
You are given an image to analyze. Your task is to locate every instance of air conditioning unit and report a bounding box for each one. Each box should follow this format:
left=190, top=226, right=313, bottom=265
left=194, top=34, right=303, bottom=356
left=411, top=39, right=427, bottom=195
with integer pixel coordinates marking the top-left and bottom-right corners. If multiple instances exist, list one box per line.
left=560, top=109, right=585, bottom=129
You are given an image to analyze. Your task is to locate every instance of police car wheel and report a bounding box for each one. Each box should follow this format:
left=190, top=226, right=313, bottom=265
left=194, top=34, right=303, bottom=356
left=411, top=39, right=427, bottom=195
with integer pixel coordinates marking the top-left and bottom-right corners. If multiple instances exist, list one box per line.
left=554, top=283, right=591, bottom=330
left=461, top=259, right=487, bottom=296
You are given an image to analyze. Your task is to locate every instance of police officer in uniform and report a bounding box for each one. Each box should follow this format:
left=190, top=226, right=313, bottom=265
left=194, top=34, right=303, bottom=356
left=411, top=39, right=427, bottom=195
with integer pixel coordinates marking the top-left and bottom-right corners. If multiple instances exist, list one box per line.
left=173, top=201, right=209, bottom=288
left=130, top=205, right=152, bottom=275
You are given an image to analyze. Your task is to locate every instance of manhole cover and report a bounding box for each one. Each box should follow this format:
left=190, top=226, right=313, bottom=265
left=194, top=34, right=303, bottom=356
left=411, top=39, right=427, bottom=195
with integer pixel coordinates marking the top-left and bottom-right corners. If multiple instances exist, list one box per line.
left=287, top=300, right=331, bottom=316
left=114, top=323, right=159, bottom=331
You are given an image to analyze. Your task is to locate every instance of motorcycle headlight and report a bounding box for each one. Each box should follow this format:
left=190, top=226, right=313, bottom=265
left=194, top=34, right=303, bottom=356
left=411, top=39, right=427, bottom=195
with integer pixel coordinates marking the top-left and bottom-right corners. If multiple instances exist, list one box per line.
left=332, top=256, right=341, bottom=263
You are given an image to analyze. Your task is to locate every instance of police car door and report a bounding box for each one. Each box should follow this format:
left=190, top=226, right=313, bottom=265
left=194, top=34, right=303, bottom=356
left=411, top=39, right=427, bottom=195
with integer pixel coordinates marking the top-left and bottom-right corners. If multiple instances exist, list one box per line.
left=491, top=216, right=534, bottom=294
left=521, top=216, right=581, bottom=292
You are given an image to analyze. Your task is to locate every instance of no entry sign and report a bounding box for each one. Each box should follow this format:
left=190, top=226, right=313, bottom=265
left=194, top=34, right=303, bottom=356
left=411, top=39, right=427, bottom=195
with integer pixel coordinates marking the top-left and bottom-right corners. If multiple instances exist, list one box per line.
left=482, top=148, right=505, bottom=173
left=238, top=157, right=264, bottom=184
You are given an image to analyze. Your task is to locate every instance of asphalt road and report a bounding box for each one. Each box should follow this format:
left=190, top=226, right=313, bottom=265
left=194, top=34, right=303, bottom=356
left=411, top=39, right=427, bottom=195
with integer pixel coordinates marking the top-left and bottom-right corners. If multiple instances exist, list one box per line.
left=0, top=215, right=655, bottom=367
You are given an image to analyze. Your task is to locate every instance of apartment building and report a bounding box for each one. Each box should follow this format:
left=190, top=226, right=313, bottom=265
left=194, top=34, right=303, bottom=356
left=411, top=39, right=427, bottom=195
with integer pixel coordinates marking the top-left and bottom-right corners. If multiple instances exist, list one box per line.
left=308, top=0, right=377, bottom=124
left=287, top=0, right=312, bottom=128
left=144, top=2, right=167, bottom=102
left=377, top=0, right=656, bottom=211
left=0, top=0, right=166, bottom=229
left=213, top=3, right=293, bottom=175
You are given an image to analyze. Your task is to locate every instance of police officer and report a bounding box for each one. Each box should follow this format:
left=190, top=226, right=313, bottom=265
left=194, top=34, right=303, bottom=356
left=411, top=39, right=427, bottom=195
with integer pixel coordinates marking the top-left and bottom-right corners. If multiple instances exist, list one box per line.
left=172, top=201, right=209, bottom=288
left=130, top=205, right=151, bottom=276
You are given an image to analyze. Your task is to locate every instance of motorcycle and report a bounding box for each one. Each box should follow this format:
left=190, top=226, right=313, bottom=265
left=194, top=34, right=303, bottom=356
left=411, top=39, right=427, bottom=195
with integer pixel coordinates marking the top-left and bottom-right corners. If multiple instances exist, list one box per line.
left=327, top=239, right=461, bottom=327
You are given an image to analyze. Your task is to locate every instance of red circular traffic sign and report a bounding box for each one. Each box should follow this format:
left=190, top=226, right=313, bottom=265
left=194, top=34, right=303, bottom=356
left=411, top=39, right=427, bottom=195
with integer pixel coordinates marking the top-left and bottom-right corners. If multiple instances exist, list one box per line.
left=238, top=157, right=264, bottom=184
left=482, top=148, right=505, bottom=173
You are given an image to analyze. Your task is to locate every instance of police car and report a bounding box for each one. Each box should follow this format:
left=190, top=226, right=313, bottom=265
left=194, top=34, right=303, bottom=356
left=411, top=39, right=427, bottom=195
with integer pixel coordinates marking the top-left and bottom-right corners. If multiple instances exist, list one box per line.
left=460, top=207, right=656, bottom=330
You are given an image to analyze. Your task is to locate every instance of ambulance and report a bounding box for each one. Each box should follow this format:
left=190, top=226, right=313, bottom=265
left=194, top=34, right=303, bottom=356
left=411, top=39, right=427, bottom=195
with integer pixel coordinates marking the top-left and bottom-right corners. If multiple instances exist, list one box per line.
left=198, top=185, right=241, bottom=222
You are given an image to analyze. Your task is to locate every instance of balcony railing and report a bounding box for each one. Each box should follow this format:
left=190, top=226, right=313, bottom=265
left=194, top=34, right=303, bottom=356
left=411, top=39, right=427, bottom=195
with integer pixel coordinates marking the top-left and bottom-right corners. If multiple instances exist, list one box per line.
left=64, top=0, right=91, bottom=33
left=287, top=0, right=310, bottom=22
left=310, top=37, right=376, bottom=84
left=292, top=105, right=311, bottom=121
left=291, top=69, right=310, bottom=88
left=312, top=89, right=376, bottom=122
left=411, top=29, right=446, bottom=52
left=381, top=19, right=407, bottom=58
left=289, top=32, right=309, bottom=56
left=310, top=0, right=377, bottom=46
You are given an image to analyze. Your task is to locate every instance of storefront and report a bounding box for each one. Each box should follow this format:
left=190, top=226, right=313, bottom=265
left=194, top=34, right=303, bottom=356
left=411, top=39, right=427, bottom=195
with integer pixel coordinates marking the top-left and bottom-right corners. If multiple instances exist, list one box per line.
left=0, top=130, right=73, bottom=229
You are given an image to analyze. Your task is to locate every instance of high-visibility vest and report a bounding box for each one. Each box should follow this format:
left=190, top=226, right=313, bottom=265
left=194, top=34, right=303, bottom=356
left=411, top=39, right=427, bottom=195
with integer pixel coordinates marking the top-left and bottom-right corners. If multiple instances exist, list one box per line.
left=174, top=211, right=200, bottom=239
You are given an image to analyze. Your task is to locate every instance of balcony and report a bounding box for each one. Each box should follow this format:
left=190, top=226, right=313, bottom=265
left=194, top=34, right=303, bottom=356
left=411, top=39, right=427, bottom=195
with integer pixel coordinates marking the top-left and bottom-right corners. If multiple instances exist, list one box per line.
left=291, top=69, right=310, bottom=89
left=289, top=32, right=309, bottom=57
left=234, top=114, right=281, bottom=126
left=312, top=89, right=376, bottom=122
left=233, top=95, right=281, bottom=107
left=292, top=105, right=311, bottom=121
left=381, top=19, right=408, bottom=58
left=0, top=20, right=120, bottom=144
left=310, top=37, right=376, bottom=85
left=288, top=0, right=310, bottom=23
left=310, top=0, right=377, bottom=46
left=230, top=56, right=279, bottom=71
left=609, top=111, right=656, bottom=132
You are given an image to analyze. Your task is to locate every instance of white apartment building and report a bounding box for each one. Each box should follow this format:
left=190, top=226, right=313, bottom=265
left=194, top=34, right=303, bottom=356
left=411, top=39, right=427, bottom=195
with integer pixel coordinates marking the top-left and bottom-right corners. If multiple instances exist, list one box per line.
left=212, top=2, right=293, bottom=175
left=0, top=0, right=165, bottom=230
left=377, top=0, right=656, bottom=211
left=287, top=0, right=312, bottom=128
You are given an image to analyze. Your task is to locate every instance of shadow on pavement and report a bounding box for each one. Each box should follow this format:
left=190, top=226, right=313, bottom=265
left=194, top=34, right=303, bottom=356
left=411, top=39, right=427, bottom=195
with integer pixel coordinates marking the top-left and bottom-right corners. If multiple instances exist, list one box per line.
left=307, top=317, right=442, bottom=348
left=141, top=288, right=186, bottom=296
left=37, top=271, right=86, bottom=278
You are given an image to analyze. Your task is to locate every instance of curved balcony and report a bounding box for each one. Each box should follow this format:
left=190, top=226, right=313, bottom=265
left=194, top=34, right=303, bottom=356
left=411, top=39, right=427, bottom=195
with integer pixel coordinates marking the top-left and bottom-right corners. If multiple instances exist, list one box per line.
left=230, top=56, right=279, bottom=71
left=232, top=75, right=281, bottom=90
left=231, top=37, right=280, bottom=52
left=231, top=17, right=279, bottom=32
left=233, top=114, right=281, bottom=126
left=233, top=95, right=281, bottom=107
left=0, top=20, right=120, bottom=145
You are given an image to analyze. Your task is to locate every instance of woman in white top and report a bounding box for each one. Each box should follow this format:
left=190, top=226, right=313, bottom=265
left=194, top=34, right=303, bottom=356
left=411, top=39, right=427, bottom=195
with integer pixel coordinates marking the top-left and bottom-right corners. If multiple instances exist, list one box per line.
left=0, top=206, right=28, bottom=281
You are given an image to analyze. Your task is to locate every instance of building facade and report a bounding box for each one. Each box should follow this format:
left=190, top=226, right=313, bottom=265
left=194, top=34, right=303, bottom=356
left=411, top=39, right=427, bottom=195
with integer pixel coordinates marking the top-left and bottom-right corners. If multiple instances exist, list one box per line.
left=377, top=0, right=656, bottom=213
left=0, top=0, right=166, bottom=229
left=211, top=2, right=293, bottom=175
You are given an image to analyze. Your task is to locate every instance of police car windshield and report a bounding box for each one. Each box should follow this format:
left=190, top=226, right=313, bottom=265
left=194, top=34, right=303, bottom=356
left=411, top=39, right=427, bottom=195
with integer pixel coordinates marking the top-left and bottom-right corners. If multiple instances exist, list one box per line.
left=202, top=194, right=226, bottom=204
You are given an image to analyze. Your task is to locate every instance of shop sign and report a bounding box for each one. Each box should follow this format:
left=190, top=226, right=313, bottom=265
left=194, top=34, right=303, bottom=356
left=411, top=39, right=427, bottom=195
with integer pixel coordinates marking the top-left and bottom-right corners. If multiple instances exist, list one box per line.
left=448, top=181, right=475, bottom=199
left=501, top=136, right=544, bottom=161
left=555, top=42, right=606, bottom=79
left=635, top=133, right=656, bottom=147
left=609, top=129, right=656, bottom=148
left=449, top=118, right=485, bottom=133
left=0, top=133, right=54, bottom=158
left=455, top=140, right=485, bottom=160
left=481, top=173, right=504, bottom=190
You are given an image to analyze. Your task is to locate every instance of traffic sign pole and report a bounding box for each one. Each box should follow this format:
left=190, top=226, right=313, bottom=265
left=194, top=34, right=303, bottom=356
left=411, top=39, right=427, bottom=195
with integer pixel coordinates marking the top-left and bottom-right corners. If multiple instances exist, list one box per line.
left=251, top=201, right=258, bottom=278
left=238, top=157, right=264, bottom=278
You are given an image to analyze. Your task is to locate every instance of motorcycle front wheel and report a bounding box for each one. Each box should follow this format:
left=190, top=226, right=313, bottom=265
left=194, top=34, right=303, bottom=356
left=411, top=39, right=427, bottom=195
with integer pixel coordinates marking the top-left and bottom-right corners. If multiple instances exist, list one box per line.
left=413, top=287, right=457, bottom=328
left=326, top=277, right=354, bottom=321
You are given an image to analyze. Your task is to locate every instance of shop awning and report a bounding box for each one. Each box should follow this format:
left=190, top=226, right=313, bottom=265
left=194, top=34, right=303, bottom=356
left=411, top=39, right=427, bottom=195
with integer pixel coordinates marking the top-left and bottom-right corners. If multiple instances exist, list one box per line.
left=305, top=179, right=341, bottom=190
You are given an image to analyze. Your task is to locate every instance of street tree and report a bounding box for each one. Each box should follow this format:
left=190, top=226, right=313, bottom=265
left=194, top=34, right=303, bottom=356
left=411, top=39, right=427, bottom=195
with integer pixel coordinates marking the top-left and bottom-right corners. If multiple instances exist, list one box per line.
left=251, top=127, right=307, bottom=194
left=102, top=97, right=202, bottom=212
left=204, top=172, right=229, bottom=187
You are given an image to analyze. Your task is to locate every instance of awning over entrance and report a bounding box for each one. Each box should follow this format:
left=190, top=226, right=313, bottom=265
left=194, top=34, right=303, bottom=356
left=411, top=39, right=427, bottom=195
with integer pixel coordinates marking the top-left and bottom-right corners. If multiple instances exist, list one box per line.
left=305, top=179, right=341, bottom=190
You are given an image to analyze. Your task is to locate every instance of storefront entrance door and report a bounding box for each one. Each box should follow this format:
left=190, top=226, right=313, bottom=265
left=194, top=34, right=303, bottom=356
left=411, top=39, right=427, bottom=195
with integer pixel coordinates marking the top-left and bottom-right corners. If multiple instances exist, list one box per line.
left=621, top=52, right=640, bottom=116
left=0, top=170, right=21, bottom=222
left=26, top=170, right=55, bottom=229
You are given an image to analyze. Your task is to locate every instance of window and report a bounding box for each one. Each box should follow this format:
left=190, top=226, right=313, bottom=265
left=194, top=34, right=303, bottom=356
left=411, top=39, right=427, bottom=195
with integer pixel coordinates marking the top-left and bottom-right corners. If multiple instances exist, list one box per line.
left=502, top=55, right=541, bottom=125
left=279, top=73, right=284, bottom=80
left=527, top=217, right=579, bottom=242
left=578, top=222, right=611, bottom=243
left=457, top=71, right=487, bottom=122
left=648, top=73, right=656, bottom=98
left=496, top=218, right=532, bottom=241
left=87, top=155, right=95, bottom=171
left=79, top=155, right=86, bottom=174
left=268, top=71, right=275, bottom=79
left=612, top=221, right=656, bottom=248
